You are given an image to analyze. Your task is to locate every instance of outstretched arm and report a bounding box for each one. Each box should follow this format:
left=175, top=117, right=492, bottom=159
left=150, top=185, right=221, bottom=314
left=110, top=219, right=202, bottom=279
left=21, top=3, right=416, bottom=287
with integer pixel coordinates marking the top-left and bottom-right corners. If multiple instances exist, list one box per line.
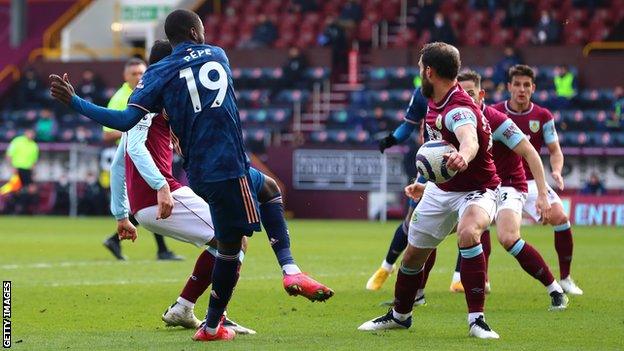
left=49, top=74, right=144, bottom=131
left=110, top=135, right=130, bottom=221
left=125, top=115, right=173, bottom=219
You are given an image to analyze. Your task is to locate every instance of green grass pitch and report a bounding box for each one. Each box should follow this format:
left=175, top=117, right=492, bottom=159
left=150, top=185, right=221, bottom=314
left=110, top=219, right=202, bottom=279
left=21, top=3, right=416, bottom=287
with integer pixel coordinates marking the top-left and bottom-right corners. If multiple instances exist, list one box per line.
left=1, top=217, right=622, bottom=350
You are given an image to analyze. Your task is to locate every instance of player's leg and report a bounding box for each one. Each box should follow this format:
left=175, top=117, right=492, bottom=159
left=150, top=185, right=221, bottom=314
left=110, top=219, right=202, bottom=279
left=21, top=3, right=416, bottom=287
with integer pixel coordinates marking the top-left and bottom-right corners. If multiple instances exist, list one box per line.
left=548, top=203, right=582, bottom=294
left=450, top=229, right=491, bottom=293
left=359, top=183, right=455, bottom=331
left=524, top=182, right=582, bottom=295
left=456, top=189, right=499, bottom=339
left=366, top=204, right=414, bottom=291
left=496, top=208, right=568, bottom=311
left=154, top=233, right=184, bottom=261
left=191, top=174, right=261, bottom=342
left=252, top=168, right=333, bottom=302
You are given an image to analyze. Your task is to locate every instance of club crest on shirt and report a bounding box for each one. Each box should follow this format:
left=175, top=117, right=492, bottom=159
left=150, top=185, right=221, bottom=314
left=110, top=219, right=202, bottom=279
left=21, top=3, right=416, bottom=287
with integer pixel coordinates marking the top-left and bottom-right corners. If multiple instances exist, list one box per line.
left=435, top=114, right=443, bottom=129
left=529, top=120, right=540, bottom=133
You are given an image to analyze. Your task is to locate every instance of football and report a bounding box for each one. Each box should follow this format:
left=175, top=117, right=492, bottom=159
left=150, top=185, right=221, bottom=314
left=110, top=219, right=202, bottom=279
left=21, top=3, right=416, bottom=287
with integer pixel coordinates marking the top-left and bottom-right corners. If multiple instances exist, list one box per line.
left=415, top=140, right=458, bottom=183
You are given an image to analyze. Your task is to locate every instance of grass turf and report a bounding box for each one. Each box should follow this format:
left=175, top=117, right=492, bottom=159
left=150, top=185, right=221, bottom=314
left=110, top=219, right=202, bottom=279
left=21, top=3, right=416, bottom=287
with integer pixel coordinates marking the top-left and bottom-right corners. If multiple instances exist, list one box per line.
left=0, top=216, right=622, bottom=350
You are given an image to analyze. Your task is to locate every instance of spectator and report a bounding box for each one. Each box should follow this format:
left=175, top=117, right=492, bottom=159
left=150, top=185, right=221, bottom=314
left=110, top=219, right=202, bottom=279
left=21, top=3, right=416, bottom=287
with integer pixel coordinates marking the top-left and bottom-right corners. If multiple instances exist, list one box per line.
left=4, top=129, right=39, bottom=214
left=534, top=10, right=560, bottom=44
left=340, top=0, right=363, bottom=24
left=318, top=17, right=348, bottom=78
left=77, top=69, right=106, bottom=105
left=78, top=172, right=106, bottom=215
left=609, top=86, right=624, bottom=130
left=53, top=174, right=70, bottom=215
left=250, top=14, right=278, bottom=48
left=504, top=0, right=529, bottom=29
left=493, top=47, right=522, bottom=86
left=581, top=173, right=606, bottom=195
left=412, top=0, right=438, bottom=32
left=291, top=0, right=318, bottom=13
left=280, top=47, right=309, bottom=90
left=553, top=65, right=577, bottom=99
left=429, top=12, right=456, bottom=45
left=35, top=109, right=57, bottom=142
left=14, top=68, right=45, bottom=109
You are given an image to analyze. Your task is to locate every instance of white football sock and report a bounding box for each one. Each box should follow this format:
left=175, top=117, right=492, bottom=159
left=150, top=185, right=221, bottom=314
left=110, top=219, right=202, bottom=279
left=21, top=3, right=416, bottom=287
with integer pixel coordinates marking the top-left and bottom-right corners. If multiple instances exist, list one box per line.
left=176, top=296, right=194, bottom=309
left=468, top=312, right=484, bottom=325
left=452, top=271, right=461, bottom=283
left=381, top=260, right=394, bottom=272
left=415, top=289, right=424, bottom=299
left=547, top=281, right=564, bottom=294
left=282, top=264, right=302, bottom=275
left=392, top=309, right=412, bottom=322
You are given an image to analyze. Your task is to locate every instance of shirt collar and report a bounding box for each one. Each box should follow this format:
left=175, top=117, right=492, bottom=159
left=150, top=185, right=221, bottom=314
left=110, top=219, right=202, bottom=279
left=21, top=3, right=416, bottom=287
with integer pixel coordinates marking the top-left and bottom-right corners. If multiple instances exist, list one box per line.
left=428, top=84, right=460, bottom=110
left=505, top=100, right=534, bottom=115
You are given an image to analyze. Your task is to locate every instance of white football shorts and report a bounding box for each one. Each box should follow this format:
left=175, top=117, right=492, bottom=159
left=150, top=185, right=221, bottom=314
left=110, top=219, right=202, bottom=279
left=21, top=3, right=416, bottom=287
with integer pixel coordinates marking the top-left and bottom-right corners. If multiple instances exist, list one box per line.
left=523, top=179, right=562, bottom=222
left=134, top=186, right=215, bottom=247
left=496, top=186, right=527, bottom=217
left=408, top=182, right=497, bottom=248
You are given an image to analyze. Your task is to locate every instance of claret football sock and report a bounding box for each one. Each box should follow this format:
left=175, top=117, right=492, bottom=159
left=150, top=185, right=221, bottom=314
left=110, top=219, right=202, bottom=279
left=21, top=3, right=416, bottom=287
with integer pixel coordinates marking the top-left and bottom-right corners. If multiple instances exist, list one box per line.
left=554, top=222, right=574, bottom=279
left=180, top=249, right=216, bottom=304
left=394, top=265, right=424, bottom=314
left=507, top=239, right=556, bottom=288
left=459, top=244, right=486, bottom=314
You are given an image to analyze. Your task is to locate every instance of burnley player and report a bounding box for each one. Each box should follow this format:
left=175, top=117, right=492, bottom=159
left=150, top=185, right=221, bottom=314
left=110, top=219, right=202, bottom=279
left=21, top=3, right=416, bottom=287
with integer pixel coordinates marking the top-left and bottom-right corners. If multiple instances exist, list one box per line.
left=493, top=64, right=583, bottom=295
left=457, top=70, right=568, bottom=309
left=358, top=43, right=501, bottom=339
left=49, top=9, right=297, bottom=341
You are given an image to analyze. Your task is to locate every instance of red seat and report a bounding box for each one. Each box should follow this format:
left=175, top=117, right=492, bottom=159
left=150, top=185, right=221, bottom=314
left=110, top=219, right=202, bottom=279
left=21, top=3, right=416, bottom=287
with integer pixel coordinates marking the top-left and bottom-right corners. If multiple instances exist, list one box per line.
left=490, top=28, right=513, bottom=46
left=515, top=28, right=534, bottom=47
left=358, top=19, right=374, bottom=42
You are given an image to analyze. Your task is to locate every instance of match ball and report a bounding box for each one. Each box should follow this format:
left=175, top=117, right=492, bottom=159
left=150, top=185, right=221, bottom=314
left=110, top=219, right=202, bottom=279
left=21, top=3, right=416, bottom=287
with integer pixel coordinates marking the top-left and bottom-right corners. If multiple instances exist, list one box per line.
left=415, top=140, right=458, bottom=183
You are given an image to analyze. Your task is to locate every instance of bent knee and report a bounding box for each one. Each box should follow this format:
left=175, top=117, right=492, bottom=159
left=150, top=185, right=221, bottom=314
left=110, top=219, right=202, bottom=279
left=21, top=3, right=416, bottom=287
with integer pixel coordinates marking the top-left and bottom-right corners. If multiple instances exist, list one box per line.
left=259, top=175, right=281, bottom=203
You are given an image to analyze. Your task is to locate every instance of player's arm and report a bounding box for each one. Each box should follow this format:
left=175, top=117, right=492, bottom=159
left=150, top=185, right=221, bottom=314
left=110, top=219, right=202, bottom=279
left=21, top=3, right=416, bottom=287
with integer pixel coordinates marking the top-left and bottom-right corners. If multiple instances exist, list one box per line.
left=379, top=88, right=426, bottom=153
left=514, top=139, right=552, bottom=222
left=445, top=108, right=479, bottom=171
left=543, top=118, right=565, bottom=190
left=49, top=74, right=144, bottom=131
left=125, top=115, right=173, bottom=219
left=109, top=135, right=137, bottom=241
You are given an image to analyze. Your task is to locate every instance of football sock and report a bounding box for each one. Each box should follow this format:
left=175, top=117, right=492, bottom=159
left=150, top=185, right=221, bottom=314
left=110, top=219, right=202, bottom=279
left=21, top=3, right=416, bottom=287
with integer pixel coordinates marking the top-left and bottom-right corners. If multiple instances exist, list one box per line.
left=180, top=248, right=216, bottom=304
left=468, top=312, right=484, bottom=325
left=394, top=265, right=423, bottom=314
left=205, top=250, right=240, bottom=332
left=153, top=233, right=169, bottom=254
left=554, top=222, right=573, bottom=279
left=420, top=249, right=436, bottom=289
left=546, top=281, right=564, bottom=294
left=459, top=244, right=486, bottom=314
left=385, top=223, right=408, bottom=266
left=260, top=196, right=300, bottom=273
left=507, top=239, right=556, bottom=287
left=481, top=229, right=492, bottom=276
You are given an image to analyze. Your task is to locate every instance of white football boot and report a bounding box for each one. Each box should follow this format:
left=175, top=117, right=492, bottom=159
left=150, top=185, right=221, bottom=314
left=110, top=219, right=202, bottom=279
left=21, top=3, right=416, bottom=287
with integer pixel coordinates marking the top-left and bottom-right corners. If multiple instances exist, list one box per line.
left=468, top=316, right=500, bottom=339
left=161, top=302, right=201, bottom=329
left=560, top=277, right=583, bottom=295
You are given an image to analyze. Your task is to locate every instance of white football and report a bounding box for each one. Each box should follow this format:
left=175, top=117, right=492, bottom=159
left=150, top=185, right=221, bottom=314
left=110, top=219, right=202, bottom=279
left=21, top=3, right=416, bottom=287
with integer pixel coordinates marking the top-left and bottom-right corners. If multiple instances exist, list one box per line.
left=415, top=140, right=458, bottom=183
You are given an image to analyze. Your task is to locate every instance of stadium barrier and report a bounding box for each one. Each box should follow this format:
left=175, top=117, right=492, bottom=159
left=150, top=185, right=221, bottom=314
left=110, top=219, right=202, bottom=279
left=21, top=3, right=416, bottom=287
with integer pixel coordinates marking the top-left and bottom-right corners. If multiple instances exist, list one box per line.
left=561, top=195, right=624, bottom=226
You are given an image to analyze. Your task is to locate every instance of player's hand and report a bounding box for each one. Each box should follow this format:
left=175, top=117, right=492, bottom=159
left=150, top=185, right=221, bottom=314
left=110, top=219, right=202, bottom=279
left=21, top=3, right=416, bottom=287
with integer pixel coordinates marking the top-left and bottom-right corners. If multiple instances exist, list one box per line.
left=117, top=218, right=137, bottom=242
left=156, top=183, right=174, bottom=219
left=551, top=171, right=564, bottom=191
left=536, top=192, right=552, bottom=225
left=443, top=152, right=468, bottom=172
left=404, top=182, right=425, bottom=201
left=49, top=73, right=75, bottom=105
left=378, top=134, right=398, bottom=153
